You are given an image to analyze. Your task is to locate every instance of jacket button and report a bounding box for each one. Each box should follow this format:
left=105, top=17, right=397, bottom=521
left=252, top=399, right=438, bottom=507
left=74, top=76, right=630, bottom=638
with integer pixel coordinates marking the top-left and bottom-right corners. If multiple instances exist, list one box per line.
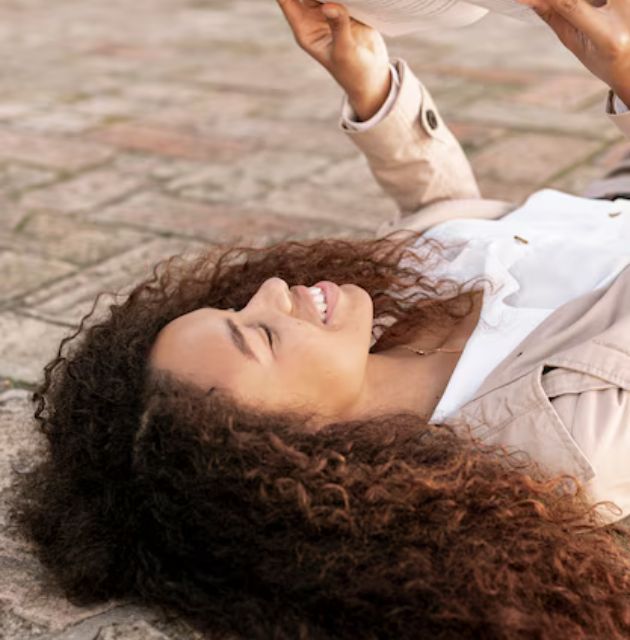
left=426, top=109, right=439, bottom=130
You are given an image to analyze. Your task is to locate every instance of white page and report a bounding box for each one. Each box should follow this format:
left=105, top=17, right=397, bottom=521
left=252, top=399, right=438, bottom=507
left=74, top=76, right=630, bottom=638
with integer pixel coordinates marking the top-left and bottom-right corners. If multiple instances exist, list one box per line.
left=316, top=0, right=539, bottom=35
left=322, top=0, right=488, bottom=34
left=468, top=0, right=540, bottom=23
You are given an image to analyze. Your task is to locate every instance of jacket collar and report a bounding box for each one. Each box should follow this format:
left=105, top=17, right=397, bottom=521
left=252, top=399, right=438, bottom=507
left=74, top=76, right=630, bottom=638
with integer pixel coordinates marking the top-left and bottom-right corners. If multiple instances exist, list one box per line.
left=467, top=264, right=630, bottom=402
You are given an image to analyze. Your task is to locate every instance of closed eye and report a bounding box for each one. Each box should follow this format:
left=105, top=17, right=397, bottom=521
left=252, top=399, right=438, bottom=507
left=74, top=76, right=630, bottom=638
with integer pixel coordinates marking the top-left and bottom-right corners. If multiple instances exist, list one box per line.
left=261, top=324, right=273, bottom=347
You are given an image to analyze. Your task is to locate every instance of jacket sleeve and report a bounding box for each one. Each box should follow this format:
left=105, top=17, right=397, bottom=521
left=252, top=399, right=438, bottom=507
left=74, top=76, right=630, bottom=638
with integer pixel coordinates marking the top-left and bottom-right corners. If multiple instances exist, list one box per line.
left=339, top=57, right=481, bottom=217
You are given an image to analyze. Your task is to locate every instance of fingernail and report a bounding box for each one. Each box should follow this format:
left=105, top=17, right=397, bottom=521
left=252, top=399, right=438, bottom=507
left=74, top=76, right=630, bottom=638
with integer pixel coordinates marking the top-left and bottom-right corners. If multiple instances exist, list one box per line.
left=322, top=6, right=340, bottom=18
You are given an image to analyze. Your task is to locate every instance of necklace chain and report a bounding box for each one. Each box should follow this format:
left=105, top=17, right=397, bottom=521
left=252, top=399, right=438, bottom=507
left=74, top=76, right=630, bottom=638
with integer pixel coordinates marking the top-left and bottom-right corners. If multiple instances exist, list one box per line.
left=399, top=345, right=463, bottom=356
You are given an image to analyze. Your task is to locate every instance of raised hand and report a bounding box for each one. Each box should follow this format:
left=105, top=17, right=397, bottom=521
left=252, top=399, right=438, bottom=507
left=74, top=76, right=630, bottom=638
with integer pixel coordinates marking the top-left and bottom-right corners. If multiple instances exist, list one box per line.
left=520, top=0, right=630, bottom=107
left=276, top=0, right=392, bottom=121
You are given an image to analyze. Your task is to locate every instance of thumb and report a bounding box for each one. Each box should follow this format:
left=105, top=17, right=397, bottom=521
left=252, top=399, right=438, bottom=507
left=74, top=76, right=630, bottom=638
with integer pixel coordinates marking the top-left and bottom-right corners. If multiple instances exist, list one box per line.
left=321, top=4, right=354, bottom=49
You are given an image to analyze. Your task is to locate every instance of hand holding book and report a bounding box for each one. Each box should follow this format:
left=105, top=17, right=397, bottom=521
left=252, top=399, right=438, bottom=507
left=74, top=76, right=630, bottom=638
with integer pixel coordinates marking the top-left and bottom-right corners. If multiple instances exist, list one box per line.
left=519, top=0, right=630, bottom=108
left=277, top=0, right=392, bottom=120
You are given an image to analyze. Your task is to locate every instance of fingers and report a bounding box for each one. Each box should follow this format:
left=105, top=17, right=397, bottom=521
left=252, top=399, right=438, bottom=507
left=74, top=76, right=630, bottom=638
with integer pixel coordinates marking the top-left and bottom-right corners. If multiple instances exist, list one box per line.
left=321, top=3, right=354, bottom=51
left=531, top=0, right=610, bottom=48
left=276, top=0, right=306, bottom=33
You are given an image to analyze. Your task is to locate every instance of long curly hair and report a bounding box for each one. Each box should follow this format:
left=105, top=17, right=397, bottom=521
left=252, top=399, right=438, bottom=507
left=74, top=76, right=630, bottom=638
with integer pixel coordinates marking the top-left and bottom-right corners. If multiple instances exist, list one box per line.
left=8, top=230, right=630, bottom=640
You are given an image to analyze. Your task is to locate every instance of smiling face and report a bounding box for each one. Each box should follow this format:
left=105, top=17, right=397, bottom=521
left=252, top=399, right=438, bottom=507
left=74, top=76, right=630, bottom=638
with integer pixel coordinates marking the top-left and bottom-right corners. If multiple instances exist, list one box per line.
left=149, top=277, right=375, bottom=423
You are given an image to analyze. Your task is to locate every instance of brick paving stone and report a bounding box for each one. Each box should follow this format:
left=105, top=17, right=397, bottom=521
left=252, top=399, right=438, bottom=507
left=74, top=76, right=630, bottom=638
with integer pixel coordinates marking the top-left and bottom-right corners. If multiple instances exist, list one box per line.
left=0, top=198, right=27, bottom=232
left=2, top=212, right=150, bottom=266
left=257, top=182, right=396, bottom=231
left=476, top=177, right=537, bottom=205
left=0, top=129, right=114, bottom=172
left=118, top=81, right=214, bottom=109
left=139, top=107, right=359, bottom=161
left=90, top=122, right=254, bottom=162
left=411, top=62, right=540, bottom=87
left=92, top=191, right=359, bottom=245
left=0, top=390, right=40, bottom=494
left=95, top=620, right=171, bottom=640
left=0, top=390, right=119, bottom=634
left=0, top=103, right=39, bottom=122
left=19, top=168, right=144, bottom=215
left=471, top=133, right=603, bottom=187
left=443, top=121, right=506, bottom=154
left=14, top=109, right=102, bottom=136
left=192, top=47, right=325, bottom=94
left=309, top=155, right=391, bottom=195
left=0, top=251, right=75, bottom=304
left=549, top=164, right=605, bottom=197
left=165, top=149, right=332, bottom=204
left=21, top=238, right=202, bottom=326
left=0, top=604, right=48, bottom=639
left=218, top=118, right=359, bottom=160
left=73, top=95, right=148, bottom=120
left=458, top=99, right=623, bottom=140
left=0, top=313, right=69, bottom=384
left=511, top=74, right=607, bottom=111
left=0, top=164, right=57, bottom=197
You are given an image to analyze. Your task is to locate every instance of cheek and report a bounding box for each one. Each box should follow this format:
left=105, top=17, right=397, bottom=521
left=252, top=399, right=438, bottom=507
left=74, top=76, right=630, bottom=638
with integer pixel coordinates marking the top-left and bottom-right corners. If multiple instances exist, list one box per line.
left=303, top=336, right=367, bottom=396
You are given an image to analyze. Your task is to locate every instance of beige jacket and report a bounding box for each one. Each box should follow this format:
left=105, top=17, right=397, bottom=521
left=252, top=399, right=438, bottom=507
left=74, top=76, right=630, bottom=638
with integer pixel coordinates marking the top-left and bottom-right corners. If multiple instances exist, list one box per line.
left=343, top=59, right=630, bottom=523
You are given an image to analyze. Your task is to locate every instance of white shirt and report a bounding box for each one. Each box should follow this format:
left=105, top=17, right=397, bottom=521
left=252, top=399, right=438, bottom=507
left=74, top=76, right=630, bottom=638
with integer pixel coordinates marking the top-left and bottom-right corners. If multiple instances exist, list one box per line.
left=412, top=191, right=630, bottom=423
left=345, top=66, right=630, bottom=423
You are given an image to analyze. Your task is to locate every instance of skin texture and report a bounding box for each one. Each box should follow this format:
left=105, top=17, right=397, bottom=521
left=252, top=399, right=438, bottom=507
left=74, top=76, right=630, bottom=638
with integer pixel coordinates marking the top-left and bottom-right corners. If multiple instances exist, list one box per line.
left=150, top=277, right=481, bottom=428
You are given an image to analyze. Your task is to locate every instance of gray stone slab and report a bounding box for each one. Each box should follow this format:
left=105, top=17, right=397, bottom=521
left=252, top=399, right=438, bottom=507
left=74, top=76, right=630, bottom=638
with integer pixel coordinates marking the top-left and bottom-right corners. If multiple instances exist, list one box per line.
left=0, top=250, right=76, bottom=304
left=0, top=313, right=71, bottom=385
left=21, top=238, right=203, bottom=326
left=0, top=212, right=150, bottom=267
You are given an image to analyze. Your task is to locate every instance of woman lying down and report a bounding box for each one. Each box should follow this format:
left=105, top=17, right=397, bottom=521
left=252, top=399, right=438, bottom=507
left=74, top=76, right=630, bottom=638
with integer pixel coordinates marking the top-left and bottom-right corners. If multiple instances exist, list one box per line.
left=9, top=0, right=630, bottom=638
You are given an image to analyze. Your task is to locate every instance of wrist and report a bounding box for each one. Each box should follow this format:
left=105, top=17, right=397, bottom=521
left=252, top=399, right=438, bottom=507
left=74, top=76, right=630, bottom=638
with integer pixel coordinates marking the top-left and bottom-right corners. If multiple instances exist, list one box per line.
left=346, top=68, right=392, bottom=122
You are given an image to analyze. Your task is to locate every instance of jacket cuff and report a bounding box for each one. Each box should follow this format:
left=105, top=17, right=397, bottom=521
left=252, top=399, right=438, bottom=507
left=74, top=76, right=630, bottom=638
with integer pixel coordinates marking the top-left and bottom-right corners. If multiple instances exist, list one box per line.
left=340, top=63, right=401, bottom=132
left=338, top=58, right=453, bottom=158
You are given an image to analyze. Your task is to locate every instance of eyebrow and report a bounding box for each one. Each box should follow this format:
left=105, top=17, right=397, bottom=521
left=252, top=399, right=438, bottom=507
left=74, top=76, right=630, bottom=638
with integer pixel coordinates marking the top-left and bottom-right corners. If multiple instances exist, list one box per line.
left=226, top=318, right=260, bottom=363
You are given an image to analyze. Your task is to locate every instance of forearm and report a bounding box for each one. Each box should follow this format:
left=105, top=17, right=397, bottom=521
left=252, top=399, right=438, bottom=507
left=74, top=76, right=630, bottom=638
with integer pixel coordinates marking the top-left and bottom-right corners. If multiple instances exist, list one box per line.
left=340, top=58, right=480, bottom=215
left=346, top=65, right=392, bottom=122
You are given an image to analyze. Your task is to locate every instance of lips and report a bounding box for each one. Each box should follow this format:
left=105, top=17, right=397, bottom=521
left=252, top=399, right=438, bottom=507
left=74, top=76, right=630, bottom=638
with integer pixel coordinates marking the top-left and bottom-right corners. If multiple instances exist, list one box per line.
left=292, top=285, right=326, bottom=324
left=314, top=281, right=339, bottom=324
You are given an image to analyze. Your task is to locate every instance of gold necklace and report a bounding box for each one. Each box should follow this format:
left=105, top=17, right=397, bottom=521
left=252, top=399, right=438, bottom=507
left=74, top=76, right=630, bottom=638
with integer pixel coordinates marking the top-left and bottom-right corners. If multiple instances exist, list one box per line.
left=399, top=345, right=463, bottom=356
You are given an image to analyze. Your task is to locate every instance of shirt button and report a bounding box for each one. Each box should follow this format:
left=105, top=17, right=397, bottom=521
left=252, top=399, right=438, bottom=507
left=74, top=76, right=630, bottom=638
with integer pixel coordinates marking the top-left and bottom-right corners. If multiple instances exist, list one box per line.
left=426, top=109, right=439, bottom=130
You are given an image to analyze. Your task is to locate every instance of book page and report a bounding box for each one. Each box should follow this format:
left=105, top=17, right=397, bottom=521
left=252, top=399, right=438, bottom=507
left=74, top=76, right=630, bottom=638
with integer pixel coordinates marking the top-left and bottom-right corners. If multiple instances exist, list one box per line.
left=467, top=0, right=540, bottom=23
left=316, top=0, right=540, bottom=35
left=321, top=0, right=490, bottom=35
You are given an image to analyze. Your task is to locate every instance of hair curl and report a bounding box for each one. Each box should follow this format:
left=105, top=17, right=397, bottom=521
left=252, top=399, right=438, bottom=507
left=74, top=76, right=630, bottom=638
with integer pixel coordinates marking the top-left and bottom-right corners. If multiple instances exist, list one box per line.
left=8, top=230, right=630, bottom=639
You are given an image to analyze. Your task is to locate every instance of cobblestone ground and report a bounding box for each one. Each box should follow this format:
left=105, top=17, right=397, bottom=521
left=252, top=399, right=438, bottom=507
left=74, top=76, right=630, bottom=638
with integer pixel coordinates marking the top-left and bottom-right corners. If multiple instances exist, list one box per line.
left=1, top=0, right=628, bottom=638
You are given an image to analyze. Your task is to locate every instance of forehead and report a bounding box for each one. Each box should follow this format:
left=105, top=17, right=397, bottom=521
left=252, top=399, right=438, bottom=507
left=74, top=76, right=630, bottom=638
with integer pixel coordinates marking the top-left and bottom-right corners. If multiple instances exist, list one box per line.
left=149, top=308, right=242, bottom=389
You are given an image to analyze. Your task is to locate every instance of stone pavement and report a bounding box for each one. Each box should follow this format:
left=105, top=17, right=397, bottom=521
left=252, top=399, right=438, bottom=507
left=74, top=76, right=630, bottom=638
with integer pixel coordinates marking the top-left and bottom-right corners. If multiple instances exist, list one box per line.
left=0, top=0, right=628, bottom=637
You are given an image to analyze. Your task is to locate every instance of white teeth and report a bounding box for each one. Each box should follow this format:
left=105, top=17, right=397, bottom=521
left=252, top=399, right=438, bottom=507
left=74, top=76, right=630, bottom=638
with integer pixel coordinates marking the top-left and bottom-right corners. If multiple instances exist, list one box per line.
left=307, top=286, right=328, bottom=321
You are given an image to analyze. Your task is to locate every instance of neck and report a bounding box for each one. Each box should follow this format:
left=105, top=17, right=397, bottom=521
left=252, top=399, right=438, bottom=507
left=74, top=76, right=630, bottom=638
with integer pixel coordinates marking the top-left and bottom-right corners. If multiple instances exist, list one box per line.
left=342, top=347, right=455, bottom=423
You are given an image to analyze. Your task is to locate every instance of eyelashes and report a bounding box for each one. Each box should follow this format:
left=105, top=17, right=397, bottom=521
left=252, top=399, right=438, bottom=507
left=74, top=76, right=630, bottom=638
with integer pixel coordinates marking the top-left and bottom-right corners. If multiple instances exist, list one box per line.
left=261, top=324, right=273, bottom=347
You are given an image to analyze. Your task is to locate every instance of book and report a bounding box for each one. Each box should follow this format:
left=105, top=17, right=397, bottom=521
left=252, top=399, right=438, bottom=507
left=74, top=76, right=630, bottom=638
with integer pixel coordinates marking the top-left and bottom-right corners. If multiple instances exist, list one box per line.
left=317, top=0, right=540, bottom=36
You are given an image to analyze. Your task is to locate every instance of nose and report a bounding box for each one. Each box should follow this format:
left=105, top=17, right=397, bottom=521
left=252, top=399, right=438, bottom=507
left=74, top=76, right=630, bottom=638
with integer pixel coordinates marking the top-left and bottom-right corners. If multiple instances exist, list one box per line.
left=255, top=277, right=293, bottom=313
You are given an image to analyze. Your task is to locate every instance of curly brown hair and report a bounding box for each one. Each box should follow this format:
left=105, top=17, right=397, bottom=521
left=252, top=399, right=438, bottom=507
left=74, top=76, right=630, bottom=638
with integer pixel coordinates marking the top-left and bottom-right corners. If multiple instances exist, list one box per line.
left=8, top=230, right=630, bottom=640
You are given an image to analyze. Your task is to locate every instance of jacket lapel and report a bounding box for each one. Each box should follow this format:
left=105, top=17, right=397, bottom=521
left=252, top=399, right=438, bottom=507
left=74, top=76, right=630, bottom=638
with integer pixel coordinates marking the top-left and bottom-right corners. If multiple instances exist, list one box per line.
left=467, top=263, right=630, bottom=403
